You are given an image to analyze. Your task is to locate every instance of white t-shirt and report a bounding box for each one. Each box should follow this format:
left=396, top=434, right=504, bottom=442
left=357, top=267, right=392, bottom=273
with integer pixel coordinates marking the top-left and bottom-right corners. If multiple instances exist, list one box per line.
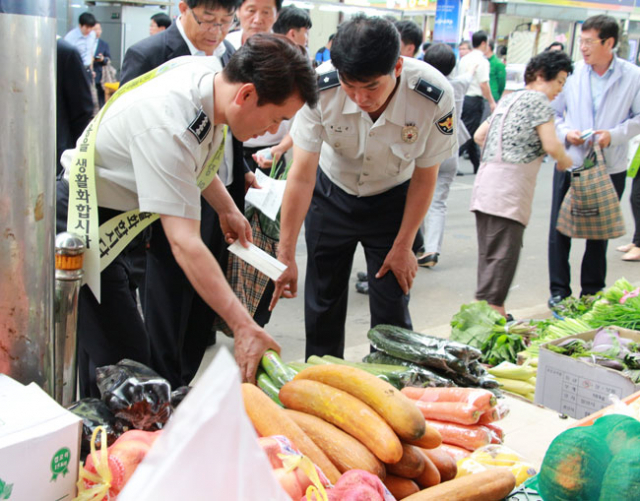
left=62, top=56, right=225, bottom=220
left=458, top=49, right=490, bottom=98
left=291, top=57, right=457, bottom=197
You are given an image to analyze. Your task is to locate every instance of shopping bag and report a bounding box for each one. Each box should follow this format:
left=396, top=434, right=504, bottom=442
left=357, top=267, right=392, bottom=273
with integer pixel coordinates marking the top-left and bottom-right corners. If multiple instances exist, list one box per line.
left=118, top=348, right=290, bottom=501
left=556, top=145, right=625, bottom=240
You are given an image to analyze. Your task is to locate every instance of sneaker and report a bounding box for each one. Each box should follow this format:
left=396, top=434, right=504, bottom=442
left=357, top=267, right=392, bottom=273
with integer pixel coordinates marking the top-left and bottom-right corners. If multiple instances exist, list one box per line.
left=417, top=253, right=438, bottom=268
left=547, top=295, right=565, bottom=309
left=356, top=271, right=367, bottom=282
left=355, top=281, right=369, bottom=294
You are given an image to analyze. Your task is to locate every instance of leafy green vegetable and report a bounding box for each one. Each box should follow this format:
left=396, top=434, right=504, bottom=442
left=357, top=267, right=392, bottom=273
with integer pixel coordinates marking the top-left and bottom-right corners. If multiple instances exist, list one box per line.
left=549, top=294, right=600, bottom=319
left=582, top=278, right=640, bottom=330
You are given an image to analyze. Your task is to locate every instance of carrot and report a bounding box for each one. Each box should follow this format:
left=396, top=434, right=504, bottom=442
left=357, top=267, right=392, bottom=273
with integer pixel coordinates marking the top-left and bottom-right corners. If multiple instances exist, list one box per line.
left=413, top=401, right=481, bottom=425
left=439, top=444, right=471, bottom=463
left=421, top=446, right=457, bottom=482
left=424, top=419, right=492, bottom=451
left=477, top=401, right=509, bottom=424
left=401, top=387, right=496, bottom=412
left=484, top=423, right=504, bottom=443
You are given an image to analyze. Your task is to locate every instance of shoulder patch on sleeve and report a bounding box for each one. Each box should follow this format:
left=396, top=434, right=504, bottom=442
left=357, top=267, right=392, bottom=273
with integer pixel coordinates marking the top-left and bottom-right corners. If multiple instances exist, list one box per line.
left=318, top=70, right=340, bottom=91
left=414, top=78, right=444, bottom=104
left=188, top=109, right=212, bottom=144
left=435, top=110, right=454, bottom=135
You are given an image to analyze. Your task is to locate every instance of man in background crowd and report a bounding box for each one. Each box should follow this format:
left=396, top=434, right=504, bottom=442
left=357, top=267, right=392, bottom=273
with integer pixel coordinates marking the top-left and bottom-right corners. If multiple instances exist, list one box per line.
left=225, top=0, right=281, bottom=49
left=272, top=5, right=312, bottom=48
left=315, top=33, right=334, bottom=67
left=458, top=31, right=496, bottom=174
left=92, top=22, right=111, bottom=108
left=549, top=15, right=640, bottom=307
left=64, top=12, right=97, bottom=71
left=458, top=40, right=471, bottom=59
left=394, top=19, right=423, bottom=58
left=55, top=39, right=93, bottom=175
left=150, top=12, right=172, bottom=35
left=486, top=39, right=506, bottom=103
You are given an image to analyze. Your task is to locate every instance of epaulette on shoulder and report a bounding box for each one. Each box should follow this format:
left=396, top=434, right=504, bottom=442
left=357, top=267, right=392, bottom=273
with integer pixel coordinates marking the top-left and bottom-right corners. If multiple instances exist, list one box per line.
left=414, top=78, right=444, bottom=104
left=318, top=70, right=340, bottom=91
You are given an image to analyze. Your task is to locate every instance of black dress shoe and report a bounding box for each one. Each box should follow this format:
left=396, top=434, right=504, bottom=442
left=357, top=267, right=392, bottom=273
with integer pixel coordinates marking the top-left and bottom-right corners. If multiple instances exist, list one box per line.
left=356, top=271, right=367, bottom=282
left=547, top=295, right=565, bottom=309
left=355, top=281, right=369, bottom=294
left=417, top=252, right=438, bottom=268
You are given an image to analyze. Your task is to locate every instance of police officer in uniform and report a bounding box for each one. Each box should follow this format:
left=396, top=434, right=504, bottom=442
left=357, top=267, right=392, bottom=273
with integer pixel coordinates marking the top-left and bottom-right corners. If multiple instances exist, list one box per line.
left=56, top=35, right=318, bottom=397
left=271, top=16, right=457, bottom=359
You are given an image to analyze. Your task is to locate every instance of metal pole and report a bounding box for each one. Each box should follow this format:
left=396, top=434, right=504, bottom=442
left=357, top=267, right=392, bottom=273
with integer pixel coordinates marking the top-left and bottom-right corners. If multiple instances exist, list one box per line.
left=54, top=232, right=84, bottom=407
left=0, top=0, right=57, bottom=392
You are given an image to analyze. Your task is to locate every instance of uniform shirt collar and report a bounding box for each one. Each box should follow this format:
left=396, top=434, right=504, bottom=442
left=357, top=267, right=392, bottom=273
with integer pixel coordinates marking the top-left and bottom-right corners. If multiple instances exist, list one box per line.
left=341, top=71, right=406, bottom=125
left=176, top=15, right=207, bottom=56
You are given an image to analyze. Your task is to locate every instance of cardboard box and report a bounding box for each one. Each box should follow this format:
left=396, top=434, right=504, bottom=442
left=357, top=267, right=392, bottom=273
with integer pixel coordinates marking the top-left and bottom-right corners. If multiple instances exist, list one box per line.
left=0, top=375, right=82, bottom=501
left=535, top=327, right=640, bottom=419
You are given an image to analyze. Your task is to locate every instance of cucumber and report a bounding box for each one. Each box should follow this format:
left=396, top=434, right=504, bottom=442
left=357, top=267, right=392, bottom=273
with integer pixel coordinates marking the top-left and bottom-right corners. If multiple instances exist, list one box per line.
left=256, top=369, right=283, bottom=406
left=362, top=352, right=456, bottom=387
left=306, top=355, right=333, bottom=365
left=368, top=326, right=468, bottom=374
left=260, top=350, right=296, bottom=388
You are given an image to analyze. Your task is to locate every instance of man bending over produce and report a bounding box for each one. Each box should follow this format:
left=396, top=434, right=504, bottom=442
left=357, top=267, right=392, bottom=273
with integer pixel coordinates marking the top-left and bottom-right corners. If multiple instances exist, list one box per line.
left=270, top=15, right=457, bottom=358
left=56, top=34, right=318, bottom=397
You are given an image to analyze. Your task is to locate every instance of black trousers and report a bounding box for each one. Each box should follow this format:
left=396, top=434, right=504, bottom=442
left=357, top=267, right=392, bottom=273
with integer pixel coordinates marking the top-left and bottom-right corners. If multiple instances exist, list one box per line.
left=304, top=170, right=412, bottom=359
left=460, top=95, right=485, bottom=173
left=548, top=168, right=627, bottom=298
left=632, top=172, right=640, bottom=246
left=143, top=139, right=247, bottom=389
left=56, top=177, right=150, bottom=398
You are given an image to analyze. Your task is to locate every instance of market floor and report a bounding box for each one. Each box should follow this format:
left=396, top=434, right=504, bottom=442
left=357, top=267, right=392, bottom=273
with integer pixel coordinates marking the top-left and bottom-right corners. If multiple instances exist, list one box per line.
left=195, top=156, right=639, bottom=379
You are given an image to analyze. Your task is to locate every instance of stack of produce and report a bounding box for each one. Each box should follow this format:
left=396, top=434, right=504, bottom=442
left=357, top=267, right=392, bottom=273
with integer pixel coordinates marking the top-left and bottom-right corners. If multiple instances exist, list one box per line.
left=246, top=360, right=517, bottom=500
left=399, top=387, right=509, bottom=460
left=364, top=324, right=499, bottom=390
left=486, top=362, right=537, bottom=401
left=537, top=414, right=640, bottom=500
left=456, top=444, right=537, bottom=487
left=582, top=278, right=640, bottom=331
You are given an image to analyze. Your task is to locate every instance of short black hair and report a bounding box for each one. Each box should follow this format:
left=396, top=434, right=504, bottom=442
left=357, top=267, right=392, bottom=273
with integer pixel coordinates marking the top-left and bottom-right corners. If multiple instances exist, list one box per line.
left=524, top=49, right=573, bottom=85
left=423, top=43, right=456, bottom=77
left=394, top=20, right=423, bottom=56
left=272, top=6, right=312, bottom=35
left=497, top=45, right=507, bottom=57
left=185, top=0, right=242, bottom=13
left=79, top=12, right=96, bottom=27
left=459, top=40, right=471, bottom=51
left=545, top=42, right=565, bottom=52
left=471, top=30, right=487, bottom=49
left=223, top=33, right=318, bottom=107
left=330, top=15, right=400, bottom=83
left=488, top=39, right=495, bottom=51
left=151, top=13, right=172, bottom=29
left=582, top=15, right=619, bottom=47
left=238, top=0, right=283, bottom=11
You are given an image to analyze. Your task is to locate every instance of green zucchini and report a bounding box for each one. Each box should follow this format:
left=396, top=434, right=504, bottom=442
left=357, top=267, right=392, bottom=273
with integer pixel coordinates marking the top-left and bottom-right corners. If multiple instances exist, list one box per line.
left=368, top=325, right=468, bottom=374
left=256, top=369, right=283, bottom=406
left=260, top=350, right=296, bottom=388
left=287, top=361, right=312, bottom=373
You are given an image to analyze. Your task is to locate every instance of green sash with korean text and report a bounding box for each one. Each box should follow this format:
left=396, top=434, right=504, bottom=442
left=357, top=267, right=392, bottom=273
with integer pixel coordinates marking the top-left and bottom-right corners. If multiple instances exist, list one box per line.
left=67, top=60, right=226, bottom=301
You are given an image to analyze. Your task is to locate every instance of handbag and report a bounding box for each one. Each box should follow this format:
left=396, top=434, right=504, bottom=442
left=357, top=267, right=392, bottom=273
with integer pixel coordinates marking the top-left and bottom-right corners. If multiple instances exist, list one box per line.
left=556, top=144, right=625, bottom=240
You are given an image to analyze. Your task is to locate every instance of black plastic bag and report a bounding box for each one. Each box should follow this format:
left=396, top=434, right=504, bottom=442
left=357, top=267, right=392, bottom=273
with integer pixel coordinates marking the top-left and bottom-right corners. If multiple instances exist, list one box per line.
left=67, top=398, right=119, bottom=459
left=96, top=359, right=172, bottom=431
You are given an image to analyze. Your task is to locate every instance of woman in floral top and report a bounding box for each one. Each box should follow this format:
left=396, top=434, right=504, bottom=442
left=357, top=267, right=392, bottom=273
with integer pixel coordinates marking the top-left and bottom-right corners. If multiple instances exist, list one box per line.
left=470, top=50, right=574, bottom=318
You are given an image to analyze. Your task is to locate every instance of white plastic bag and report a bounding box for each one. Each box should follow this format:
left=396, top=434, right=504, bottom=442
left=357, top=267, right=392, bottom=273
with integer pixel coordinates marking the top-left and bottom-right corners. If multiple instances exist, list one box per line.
left=119, top=348, right=290, bottom=501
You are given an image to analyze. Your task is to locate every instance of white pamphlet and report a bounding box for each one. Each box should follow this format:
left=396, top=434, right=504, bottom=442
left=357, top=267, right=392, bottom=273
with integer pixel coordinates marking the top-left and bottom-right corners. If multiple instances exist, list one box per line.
left=245, top=169, right=286, bottom=221
left=227, top=241, right=287, bottom=281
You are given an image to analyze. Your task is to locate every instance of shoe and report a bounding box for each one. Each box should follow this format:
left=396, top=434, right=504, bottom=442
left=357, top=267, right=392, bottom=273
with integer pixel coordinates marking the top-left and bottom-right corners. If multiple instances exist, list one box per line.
left=356, top=271, right=367, bottom=282
left=417, top=252, right=438, bottom=268
left=617, top=243, right=635, bottom=253
left=622, top=246, right=640, bottom=261
left=547, top=295, right=565, bottom=309
left=456, top=171, right=464, bottom=176
left=506, top=313, right=514, bottom=322
left=355, top=281, right=369, bottom=294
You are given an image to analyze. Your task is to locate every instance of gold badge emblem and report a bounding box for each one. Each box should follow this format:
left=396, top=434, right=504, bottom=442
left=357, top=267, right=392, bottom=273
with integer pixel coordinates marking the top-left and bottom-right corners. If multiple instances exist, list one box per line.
left=402, top=125, right=419, bottom=144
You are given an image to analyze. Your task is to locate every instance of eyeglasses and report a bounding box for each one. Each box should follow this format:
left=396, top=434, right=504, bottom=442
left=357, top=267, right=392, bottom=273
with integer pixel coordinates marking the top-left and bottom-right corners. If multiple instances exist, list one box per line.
left=189, top=9, right=233, bottom=31
left=579, top=38, right=604, bottom=48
